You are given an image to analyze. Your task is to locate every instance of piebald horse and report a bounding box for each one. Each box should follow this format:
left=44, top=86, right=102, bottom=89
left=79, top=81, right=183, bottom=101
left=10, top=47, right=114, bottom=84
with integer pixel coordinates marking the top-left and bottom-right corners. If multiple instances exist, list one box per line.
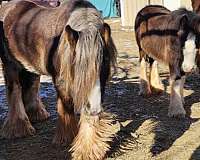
left=0, top=0, right=117, bottom=159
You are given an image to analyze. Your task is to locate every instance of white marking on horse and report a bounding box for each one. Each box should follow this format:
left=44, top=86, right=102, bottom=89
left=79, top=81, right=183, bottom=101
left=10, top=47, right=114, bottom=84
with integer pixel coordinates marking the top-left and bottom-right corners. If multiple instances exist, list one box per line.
left=168, top=78, right=186, bottom=117
left=88, top=79, right=102, bottom=115
left=182, top=32, right=197, bottom=73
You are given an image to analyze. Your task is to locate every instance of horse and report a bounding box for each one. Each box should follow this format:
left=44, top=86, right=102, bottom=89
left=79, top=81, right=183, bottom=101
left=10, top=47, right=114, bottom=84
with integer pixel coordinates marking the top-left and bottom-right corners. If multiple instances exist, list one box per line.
left=0, top=0, right=117, bottom=159
left=135, top=5, right=200, bottom=118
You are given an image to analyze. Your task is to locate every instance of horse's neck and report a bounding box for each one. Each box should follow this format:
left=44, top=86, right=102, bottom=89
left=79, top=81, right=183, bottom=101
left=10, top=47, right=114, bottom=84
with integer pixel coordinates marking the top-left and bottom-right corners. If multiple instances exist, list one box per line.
left=51, top=2, right=74, bottom=35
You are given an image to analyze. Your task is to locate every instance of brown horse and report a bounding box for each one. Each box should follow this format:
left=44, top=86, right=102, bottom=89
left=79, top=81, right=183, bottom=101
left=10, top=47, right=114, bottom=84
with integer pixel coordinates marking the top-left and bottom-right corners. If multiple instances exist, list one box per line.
left=0, top=0, right=117, bottom=159
left=135, top=5, right=200, bottom=118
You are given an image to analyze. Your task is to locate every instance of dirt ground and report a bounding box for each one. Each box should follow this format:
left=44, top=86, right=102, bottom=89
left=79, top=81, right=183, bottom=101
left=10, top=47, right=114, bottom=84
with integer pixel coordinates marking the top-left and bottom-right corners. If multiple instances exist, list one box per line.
left=1, top=18, right=200, bottom=160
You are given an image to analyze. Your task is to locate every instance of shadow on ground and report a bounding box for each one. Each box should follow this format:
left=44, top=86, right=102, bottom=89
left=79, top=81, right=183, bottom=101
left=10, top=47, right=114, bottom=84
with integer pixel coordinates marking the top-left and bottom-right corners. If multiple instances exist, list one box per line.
left=0, top=74, right=200, bottom=159
left=106, top=74, right=200, bottom=159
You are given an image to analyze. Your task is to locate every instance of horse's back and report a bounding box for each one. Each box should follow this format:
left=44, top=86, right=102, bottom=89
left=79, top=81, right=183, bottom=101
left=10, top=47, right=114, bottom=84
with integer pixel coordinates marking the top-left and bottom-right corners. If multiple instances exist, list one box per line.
left=135, top=5, right=170, bottom=31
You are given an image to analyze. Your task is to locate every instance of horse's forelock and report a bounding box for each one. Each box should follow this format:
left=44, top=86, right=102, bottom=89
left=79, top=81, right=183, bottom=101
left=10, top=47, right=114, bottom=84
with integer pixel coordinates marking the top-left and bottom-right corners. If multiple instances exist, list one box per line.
left=72, top=28, right=104, bottom=111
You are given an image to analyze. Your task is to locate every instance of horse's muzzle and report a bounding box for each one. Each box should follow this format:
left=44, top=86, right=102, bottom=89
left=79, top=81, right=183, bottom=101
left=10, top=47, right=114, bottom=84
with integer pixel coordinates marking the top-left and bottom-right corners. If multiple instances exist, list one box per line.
left=182, top=64, right=198, bottom=74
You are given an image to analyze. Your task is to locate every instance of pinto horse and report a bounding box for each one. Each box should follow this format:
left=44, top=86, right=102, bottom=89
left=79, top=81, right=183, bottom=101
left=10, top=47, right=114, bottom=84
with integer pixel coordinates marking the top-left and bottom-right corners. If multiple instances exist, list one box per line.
left=0, top=0, right=117, bottom=159
left=135, top=5, right=200, bottom=118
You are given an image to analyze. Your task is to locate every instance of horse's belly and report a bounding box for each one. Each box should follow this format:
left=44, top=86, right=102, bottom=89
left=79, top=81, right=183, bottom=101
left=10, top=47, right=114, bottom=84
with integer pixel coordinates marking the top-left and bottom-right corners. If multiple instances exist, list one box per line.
left=7, top=33, right=50, bottom=75
left=8, top=44, right=49, bottom=75
left=14, top=51, right=49, bottom=75
left=141, top=37, right=169, bottom=63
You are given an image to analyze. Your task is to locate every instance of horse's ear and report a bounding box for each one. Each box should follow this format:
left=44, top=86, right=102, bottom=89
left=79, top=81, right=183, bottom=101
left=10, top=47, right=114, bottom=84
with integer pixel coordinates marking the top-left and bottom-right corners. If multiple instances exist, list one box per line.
left=180, top=14, right=188, bottom=29
left=102, top=23, right=111, bottom=45
left=65, top=25, right=79, bottom=46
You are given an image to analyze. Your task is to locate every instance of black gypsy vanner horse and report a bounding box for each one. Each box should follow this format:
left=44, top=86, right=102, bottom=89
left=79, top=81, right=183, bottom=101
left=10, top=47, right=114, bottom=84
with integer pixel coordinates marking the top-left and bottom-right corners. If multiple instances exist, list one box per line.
left=135, top=5, right=200, bottom=118
left=0, top=0, right=117, bottom=159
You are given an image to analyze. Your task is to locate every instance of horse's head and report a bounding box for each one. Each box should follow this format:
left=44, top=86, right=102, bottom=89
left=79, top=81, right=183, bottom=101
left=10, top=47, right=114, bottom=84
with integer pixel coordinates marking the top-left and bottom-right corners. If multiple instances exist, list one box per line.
left=182, top=32, right=198, bottom=73
left=56, top=23, right=116, bottom=116
left=176, top=13, right=199, bottom=74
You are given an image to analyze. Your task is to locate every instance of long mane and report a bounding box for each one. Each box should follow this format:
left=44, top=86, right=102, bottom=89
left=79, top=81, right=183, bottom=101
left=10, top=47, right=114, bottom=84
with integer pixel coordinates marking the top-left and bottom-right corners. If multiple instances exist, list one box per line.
left=171, top=8, right=200, bottom=34
left=68, top=8, right=104, bottom=111
left=57, top=6, right=117, bottom=111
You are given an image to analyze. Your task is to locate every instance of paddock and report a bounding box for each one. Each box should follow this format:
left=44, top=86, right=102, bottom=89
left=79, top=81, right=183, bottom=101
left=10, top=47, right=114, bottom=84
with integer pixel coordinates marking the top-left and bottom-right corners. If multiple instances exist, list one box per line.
left=0, top=18, right=200, bottom=160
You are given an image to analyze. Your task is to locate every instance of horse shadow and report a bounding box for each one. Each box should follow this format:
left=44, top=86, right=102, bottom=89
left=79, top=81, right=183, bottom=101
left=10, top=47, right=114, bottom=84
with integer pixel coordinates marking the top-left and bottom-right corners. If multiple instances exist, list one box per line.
left=190, top=146, right=200, bottom=159
left=106, top=73, right=200, bottom=158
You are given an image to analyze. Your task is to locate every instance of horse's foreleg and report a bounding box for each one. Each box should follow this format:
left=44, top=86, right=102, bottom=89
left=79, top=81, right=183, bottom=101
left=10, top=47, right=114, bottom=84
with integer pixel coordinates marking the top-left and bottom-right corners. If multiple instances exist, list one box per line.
left=150, top=60, right=164, bottom=94
left=139, top=57, right=151, bottom=96
left=53, top=97, right=78, bottom=145
left=19, top=70, right=50, bottom=122
left=1, top=66, right=35, bottom=138
left=71, top=110, right=114, bottom=160
left=168, top=77, right=186, bottom=118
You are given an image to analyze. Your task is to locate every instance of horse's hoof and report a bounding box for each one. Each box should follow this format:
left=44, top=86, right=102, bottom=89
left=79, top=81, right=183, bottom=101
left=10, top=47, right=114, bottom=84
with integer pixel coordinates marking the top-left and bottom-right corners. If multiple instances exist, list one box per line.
left=52, top=114, right=78, bottom=146
left=1, top=118, right=35, bottom=139
left=28, top=106, right=50, bottom=122
left=52, top=133, right=74, bottom=146
left=151, top=88, right=164, bottom=95
left=138, top=90, right=152, bottom=97
left=168, top=108, right=186, bottom=118
left=70, top=112, right=114, bottom=160
left=52, top=127, right=77, bottom=146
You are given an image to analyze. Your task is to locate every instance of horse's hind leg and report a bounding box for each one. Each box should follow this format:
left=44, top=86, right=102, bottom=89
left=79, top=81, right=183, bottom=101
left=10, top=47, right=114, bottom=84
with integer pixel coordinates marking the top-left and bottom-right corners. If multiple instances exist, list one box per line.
left=19, top=70, right=50, bottom=122
left=149, top=59, right=164, bottom=94
left=1, top=64, right=35, bottom=138
left=52, top=97, right=78, bottom=145
left=139, top=50, right=151, bottom=96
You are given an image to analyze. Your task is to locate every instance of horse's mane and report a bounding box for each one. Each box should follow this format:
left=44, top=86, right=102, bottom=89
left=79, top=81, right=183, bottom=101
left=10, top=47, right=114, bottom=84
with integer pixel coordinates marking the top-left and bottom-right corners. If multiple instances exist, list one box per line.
left=171, top=8, right=200, bottom=34
left=57, top=6, right=117, bottom=111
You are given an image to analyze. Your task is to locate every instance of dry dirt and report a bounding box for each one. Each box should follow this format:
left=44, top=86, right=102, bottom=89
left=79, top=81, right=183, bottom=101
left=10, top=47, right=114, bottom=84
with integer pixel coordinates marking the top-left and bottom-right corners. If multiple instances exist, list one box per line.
left=1, top=18, right=200, bottom=160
